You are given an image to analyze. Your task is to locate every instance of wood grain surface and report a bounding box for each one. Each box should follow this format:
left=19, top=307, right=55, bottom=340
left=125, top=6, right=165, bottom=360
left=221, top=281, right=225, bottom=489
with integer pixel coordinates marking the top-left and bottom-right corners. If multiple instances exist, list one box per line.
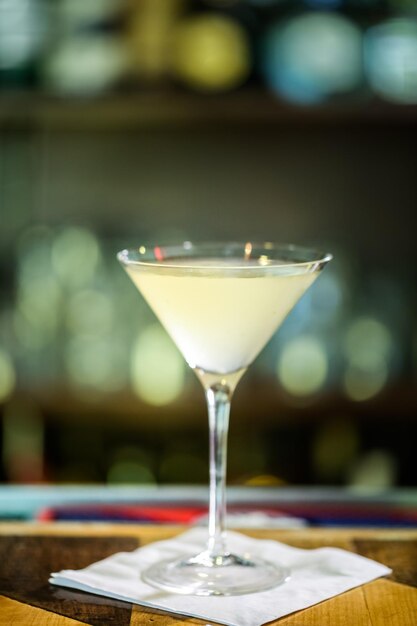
left=0, top=535, right=138, bottom=626
left=0, top=524, right=416, bottom=626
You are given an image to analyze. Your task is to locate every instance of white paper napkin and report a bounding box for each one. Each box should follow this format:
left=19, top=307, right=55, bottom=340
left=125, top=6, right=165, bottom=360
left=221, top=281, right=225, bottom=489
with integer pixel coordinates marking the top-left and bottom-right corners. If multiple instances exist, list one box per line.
left=50, top=528, right=391, bottom=626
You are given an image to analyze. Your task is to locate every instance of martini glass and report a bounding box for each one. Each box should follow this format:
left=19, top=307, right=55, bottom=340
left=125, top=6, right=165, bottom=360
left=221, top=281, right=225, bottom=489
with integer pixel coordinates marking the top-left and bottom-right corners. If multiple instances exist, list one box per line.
left=118, top=241, right=331, bottom=596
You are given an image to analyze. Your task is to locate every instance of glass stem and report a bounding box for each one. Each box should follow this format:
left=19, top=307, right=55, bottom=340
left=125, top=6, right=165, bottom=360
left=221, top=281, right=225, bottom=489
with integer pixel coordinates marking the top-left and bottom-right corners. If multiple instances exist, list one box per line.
left=205, top=381, right=232, bottom=559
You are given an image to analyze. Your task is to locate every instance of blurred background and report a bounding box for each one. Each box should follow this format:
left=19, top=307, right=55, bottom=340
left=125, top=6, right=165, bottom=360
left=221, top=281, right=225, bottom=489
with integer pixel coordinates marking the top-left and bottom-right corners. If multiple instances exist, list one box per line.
left=0, top=0, right=416, bottom=493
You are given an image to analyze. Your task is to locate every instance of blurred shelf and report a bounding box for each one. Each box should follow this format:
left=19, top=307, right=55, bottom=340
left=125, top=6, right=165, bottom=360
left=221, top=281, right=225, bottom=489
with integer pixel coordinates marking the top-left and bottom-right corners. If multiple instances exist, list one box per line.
left=0, top=89, right=416, bottom=130
left=3, top=381, right=417, bottom=430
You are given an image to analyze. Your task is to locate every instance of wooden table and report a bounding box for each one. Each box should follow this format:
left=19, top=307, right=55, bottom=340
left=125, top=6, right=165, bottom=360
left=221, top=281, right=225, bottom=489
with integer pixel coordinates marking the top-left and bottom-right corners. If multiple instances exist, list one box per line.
left=0, top=523, right=416, bottom=625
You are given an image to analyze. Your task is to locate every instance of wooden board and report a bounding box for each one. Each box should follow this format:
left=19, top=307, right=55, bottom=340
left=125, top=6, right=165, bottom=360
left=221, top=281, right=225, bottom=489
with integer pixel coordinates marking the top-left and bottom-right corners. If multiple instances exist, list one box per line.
left=0, top=524, right=416, bottom=626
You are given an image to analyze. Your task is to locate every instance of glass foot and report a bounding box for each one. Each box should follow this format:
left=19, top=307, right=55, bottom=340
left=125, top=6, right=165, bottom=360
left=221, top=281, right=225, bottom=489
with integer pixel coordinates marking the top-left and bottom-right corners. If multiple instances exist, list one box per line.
left=142, top=550, right=290, bottom=596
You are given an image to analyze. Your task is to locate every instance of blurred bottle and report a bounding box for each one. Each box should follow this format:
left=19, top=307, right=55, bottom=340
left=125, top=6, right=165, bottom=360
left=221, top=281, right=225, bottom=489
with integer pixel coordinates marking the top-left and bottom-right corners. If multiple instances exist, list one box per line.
left=171, top=13, right=252, bottom=92
left=263, top=12, right=363, bottom=105
left=127, top=0, right=184, bottom=84
left=365, top=18, right=417, bottom=104
left=55, top=0, right=124, bottom=33
left=41, top=0, right=127, bottom=96
left=0, top=0, right=47, bottom=89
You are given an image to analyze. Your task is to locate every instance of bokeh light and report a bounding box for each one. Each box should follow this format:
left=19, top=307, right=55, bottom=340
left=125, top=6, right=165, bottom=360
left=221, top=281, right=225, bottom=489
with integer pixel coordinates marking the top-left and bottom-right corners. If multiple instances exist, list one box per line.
left=344, top=317, right=392, bottom=371
left=312, top=417, right=360, bottom=481
left=263, top=12, right=362, bottom=104
left=0, top=0, right=46, bottom=71
left=159, top=452, right=207, bottom=483
left=276, top=335, right=328, bottom=396
left=66, top=289, right=114, bottom=338
left=172, top=14, right=251, bottom=92
left=107, top=460, right=155, bottom=484
left=17, top=227, right=54, bottom=285
left=107, top=446, right=156, bottom=485
left=348, top=449, right=397, bottom=489
left=0, top=0, right=415, bottom=498
left=17, top=274, right=61, bottom=332
left=15, top=231, right=62, bottom=348
left=0, top=348, right=16, bottom=402
left=65, top=335, right=125, bottom=392
left=51, top=228, right=101, bottom=288
left=344, top=363, right=388, bottom=402
left=244, top=474, right=284, bottom=486
left=131, top=324, right=185, bottom=405
left=343, top=316, right=392, bottom=401
left=365, top=19, right=417, bottom=104
left=43, top=35, right=127, bottom=96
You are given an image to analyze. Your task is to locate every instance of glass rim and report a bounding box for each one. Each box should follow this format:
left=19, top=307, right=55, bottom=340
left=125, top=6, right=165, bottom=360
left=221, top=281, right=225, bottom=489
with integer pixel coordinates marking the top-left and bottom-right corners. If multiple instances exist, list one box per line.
left=117, top=241, right=332, bottom=272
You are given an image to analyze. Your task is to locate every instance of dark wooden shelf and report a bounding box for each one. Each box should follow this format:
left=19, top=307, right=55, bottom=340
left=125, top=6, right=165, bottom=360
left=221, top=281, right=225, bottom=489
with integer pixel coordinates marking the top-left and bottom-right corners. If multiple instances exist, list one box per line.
left=3, top=381, right=416, bottom=430
left=0, top=89, right=416, bottom=130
